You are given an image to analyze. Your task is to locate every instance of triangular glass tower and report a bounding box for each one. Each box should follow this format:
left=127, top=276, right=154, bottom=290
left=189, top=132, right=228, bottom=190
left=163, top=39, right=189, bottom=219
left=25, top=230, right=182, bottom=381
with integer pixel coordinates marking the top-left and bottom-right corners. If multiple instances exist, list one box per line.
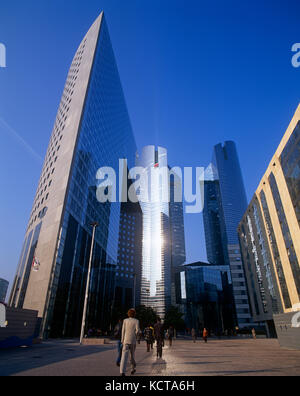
left=9, top=13, right=138, bottom=338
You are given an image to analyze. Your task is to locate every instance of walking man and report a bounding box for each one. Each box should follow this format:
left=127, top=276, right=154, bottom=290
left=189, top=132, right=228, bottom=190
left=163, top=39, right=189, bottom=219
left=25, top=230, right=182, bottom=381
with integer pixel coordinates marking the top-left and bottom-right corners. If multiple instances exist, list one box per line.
left=144, top=325, right=153, bottom=352
left=154, top=317, right=165, bottom=359
left=120, top=309, right=140, bottom=376
left=191, top=328, right=197, bottom=343
left=149, top=325, right=155, bottom=350
left=168, top=326, right=174, bottom=347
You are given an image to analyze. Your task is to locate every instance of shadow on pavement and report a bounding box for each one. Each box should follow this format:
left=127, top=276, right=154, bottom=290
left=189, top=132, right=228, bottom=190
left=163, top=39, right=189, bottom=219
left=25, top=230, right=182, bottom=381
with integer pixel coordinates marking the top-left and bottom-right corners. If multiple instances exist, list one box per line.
left=0, top=340, right=115, bottom=376
left=151, top=359, right=167, bottom=375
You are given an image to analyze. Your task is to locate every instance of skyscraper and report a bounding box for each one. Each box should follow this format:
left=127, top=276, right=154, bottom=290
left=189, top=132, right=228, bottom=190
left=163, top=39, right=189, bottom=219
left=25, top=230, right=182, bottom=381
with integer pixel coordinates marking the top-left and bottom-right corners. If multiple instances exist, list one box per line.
left=203, top=163, right=228, bottom=266
left=205, top=141, right=253, bottom=328
left=169, top=169, right=186, bottom=305
left=137, top=146, right=171, bottom=320
left=238, top=105, right=300, bottom=348
left=179, top=262, right=236, bottom=334
left=9, top=12, right=138, bottom=338
left=114, top=196, right=143, bottom=313
left=137, top=146, right=186, bottom=319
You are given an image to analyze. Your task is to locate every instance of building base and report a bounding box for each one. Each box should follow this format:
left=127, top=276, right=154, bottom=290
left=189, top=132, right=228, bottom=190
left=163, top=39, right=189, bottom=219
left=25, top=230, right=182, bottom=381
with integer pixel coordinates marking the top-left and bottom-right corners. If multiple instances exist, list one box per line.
left=0, top=306, right=40, bottom=349
left=273, top=312, right=300, bottom=350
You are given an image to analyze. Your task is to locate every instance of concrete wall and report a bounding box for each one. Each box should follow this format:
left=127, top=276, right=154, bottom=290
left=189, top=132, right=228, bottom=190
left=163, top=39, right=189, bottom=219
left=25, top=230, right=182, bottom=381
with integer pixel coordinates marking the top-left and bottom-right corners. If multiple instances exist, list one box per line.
left=0, top=306, right=39, bottom=349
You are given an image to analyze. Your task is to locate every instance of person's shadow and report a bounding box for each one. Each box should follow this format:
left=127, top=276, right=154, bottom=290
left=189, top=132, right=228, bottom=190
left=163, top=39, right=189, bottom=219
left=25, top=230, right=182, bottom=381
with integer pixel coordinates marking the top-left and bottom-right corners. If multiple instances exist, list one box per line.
left=151, top=358, right=167, bottom=375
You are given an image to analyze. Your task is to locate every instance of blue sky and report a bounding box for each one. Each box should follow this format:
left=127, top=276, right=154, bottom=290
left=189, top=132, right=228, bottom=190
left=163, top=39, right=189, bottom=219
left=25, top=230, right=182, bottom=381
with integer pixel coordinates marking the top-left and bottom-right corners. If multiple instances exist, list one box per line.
left=0, top=0, right=299, bottom=294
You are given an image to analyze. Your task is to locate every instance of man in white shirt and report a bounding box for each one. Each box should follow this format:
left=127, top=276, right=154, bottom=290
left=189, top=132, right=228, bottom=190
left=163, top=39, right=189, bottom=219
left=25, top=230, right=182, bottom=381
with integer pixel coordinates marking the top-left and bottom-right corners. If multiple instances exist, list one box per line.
left=120, top=308, right=140, bottom=376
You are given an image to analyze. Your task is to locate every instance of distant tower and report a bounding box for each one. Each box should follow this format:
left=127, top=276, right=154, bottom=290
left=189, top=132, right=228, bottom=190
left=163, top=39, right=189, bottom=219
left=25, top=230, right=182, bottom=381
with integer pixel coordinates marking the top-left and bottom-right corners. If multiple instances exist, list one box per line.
left=137, top=146, right=171, bottom=319
left=9, top=13, right=138, bottom=338
left=0, top=279, right=9, bottom=303
left=203, top=163, right=228, bottom=266
left=137, top=146, right=186, bottom=319
left=210, top=141, right=253, bottom=328
left=169, top=169, right=186, bottom=305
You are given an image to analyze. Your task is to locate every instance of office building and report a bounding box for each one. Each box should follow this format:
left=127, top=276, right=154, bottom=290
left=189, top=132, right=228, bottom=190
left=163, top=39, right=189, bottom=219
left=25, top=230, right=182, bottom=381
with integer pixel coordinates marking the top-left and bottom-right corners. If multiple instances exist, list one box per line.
left=179, top=262, right=236, bottom=334
left=203, top=163, right=228, bottom=266
left=114, top=197, right=143, bottom=313
left=169, top=169, right=186, bottom=305
left=206, top=141, right=253, bottom=328
left=0, top=279, right=9, bottom=303
left=137, top=146, right=171, bottom=320
left=238, top=105, right=300, bottom=348
left=137, top=146, right=186, bottom=319
left=9, top=12, right=138, bottom=338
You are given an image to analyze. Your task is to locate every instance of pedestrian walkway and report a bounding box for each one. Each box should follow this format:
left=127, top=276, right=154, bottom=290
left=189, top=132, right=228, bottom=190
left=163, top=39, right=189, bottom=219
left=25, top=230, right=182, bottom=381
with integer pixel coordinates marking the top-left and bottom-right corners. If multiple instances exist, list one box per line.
left=133, top=339, right=300, bottom=376
left=0, top=338, right=300, bottom=376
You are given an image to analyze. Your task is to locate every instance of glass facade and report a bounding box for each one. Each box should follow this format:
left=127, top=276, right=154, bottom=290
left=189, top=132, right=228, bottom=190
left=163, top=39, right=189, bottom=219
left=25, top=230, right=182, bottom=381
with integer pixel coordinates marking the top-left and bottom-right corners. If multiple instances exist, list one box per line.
left=212, top=141, right=248, bottom=245
left=181, top=264, right=236, bottom=334
left=18, top=223, right=42, bottom=309
left=40, top=15, right=138, bottom=337
left=239, top=223, right=260, bottom=316
left=259, top=190, right=292, bottom=309
left=169, top=171, right=186, bottom=305
left=280, top=121, right=300, bottom=226
left=252, top=202, right=280, bottom=314
left=239, top=198, right=282, bottom=322
left=246, top=215, right=267, bottom=314
left=137, top=146, right=172, bottom=319
left=211, top=141, right=252, bottom=327
left=269, top=173, right=300, bottom=300
left=203, top=164, right=228, bottom=266
left=114, top=197, right=143, bottom=313
left=10, top=223, right=42, bottom=309
left=10, top=230, right=33, bottom=307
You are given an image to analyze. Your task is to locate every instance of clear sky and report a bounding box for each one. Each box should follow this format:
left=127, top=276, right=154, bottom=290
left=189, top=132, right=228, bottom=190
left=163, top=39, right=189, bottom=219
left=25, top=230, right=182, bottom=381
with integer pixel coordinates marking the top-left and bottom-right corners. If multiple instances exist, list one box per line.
left=0, top=0, right=299, bottom=296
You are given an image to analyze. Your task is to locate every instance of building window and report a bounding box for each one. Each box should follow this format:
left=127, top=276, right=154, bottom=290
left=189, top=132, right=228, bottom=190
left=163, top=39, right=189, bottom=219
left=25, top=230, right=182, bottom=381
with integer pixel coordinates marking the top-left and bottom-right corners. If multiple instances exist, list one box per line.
left=280, top=121, right=300, bottom=226
left=269, top=173, right=300, bottom=300
left=260, top=190, right=292, bottom=309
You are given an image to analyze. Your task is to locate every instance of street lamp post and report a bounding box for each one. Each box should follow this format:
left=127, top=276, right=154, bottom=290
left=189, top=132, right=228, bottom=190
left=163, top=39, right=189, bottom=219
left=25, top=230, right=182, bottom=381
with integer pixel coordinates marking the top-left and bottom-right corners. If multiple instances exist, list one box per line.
left=80, top=222, right=98, bottom=345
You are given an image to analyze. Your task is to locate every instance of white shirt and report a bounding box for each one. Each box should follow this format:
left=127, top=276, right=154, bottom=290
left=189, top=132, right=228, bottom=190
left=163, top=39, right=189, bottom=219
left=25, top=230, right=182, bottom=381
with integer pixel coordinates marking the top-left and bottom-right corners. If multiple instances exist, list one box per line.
left=121, top=318, right=140, bottom=345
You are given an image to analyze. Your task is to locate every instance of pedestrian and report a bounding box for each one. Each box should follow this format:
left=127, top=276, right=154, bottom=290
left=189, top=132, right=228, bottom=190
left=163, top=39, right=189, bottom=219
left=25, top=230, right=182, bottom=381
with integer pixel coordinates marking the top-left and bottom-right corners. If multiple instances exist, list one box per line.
left=191, top=328, right=197, bottom=343
left=144, top=325, right=153, bottom=352
left=154, top=317, right=165, bottom=359
left=114, top=319, right=123, bottom=367
left=168, top=326, right=174, bottom=347
left=120, top=308, right=140, bottom=377
left=252, top=328, right=257, bottom=339
left=149, top=325, right=155, bottom=350
left=203, top=328, right=208, bottom=343
left=137, top=330, right=142, bottom=344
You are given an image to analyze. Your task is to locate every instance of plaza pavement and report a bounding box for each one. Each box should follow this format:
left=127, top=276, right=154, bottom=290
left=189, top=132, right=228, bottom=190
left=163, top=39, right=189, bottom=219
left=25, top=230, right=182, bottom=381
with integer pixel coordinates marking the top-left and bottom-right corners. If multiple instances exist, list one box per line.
left=0, top=338, right=300, bottom=376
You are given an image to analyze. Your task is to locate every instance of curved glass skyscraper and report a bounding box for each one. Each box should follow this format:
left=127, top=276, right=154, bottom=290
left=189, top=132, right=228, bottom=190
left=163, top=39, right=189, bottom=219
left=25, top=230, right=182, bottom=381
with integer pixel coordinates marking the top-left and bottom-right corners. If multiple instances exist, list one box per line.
left=9, top=13, right=138, bottom=338
left=137, top=146, right=172, bottom=319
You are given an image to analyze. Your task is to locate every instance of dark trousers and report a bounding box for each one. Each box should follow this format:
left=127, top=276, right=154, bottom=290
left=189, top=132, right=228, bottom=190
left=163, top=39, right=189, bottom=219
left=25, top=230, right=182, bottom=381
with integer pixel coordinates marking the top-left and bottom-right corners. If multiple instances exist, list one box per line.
left=116, top=341, right=122, bottom=365
left=156, top=338, right=163, bottom=358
